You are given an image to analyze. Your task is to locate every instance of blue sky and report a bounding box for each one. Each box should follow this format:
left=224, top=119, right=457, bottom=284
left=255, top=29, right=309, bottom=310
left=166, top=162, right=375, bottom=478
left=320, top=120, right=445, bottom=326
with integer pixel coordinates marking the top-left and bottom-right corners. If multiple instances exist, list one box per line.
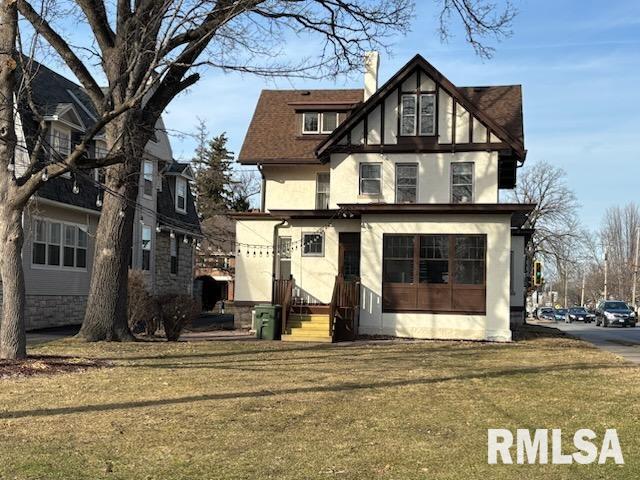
left=45, top=1, right=640, bottom=226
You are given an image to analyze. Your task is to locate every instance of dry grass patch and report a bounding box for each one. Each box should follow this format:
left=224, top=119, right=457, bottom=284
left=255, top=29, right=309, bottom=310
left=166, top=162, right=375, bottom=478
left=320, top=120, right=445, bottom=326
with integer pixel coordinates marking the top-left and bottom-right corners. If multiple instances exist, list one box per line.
left=0, top=329, right=639, bottom=479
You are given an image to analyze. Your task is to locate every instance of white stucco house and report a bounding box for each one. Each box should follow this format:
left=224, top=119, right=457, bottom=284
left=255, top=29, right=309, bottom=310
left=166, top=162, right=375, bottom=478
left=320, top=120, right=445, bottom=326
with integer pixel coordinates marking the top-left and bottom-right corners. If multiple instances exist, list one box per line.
left=234, top=53, right=534, bottom=342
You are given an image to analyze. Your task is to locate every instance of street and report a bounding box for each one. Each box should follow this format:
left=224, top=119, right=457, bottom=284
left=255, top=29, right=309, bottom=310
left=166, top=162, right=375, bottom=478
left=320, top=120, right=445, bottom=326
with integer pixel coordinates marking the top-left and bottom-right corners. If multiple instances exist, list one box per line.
left=538, top=319, right=640, bottom=364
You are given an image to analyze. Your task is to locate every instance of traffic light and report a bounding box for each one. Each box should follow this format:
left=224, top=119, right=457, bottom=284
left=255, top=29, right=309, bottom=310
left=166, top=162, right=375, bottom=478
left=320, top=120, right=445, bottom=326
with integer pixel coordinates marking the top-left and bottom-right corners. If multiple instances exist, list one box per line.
left=533, top=261, right=543, bottom=287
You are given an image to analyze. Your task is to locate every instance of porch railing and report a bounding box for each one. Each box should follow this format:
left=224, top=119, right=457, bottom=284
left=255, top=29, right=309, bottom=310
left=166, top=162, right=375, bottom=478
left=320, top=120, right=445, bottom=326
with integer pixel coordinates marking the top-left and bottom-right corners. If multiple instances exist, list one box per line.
left=272, top=277, right=294, bottom=335
left=329, top=275, right=361, bottom=342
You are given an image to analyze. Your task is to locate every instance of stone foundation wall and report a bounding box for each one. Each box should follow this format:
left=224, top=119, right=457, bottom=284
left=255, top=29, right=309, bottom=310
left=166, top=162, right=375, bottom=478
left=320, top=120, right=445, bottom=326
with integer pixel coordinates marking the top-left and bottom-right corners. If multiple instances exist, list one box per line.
left=225, top=302, right=254, bottom=329
left=0, top=291, right=86, bottom=331
left=155, top=232, right=194, bottom=296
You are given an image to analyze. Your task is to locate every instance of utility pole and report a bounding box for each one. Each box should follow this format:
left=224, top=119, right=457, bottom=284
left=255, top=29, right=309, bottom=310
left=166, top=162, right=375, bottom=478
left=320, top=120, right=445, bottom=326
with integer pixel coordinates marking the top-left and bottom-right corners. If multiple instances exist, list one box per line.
left=632, top=227, right=640, bottom=308
left=604, top=246, right=608, bottom=301
left=564, top=261, right=568, bottom=308
left=581, top=270, right=586, bottom=307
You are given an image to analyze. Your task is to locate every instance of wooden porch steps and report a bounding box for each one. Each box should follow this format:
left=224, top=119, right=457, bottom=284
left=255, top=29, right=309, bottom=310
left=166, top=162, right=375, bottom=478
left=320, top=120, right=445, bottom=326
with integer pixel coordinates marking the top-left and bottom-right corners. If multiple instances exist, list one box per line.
left=281, top=312, right=333, bottom=343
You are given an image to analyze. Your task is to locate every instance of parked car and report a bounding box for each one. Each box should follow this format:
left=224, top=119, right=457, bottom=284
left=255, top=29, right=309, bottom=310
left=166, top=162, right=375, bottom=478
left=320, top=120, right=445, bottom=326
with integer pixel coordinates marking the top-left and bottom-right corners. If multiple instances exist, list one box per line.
left=595, top=301, right=637, bottom=328
left=537, top=307, right=555, bottom=320
left=565, top=307, right=593, bottom=323
left=553, top=308, right=568, bottom=321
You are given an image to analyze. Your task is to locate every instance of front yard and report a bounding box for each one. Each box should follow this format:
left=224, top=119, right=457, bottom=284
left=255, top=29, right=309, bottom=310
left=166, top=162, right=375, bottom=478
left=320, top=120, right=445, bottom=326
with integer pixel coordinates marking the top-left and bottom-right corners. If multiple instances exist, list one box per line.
left=1, top=329, right=639, bottom=479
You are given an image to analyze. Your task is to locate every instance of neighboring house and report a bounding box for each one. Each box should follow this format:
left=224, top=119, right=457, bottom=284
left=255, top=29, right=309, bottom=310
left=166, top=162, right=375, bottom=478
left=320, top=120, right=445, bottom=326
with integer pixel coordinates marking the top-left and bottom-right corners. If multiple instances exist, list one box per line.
left=234, top=53, right=534, bottom=342
left=194, top=250, right=235, bottom=310
left=0, top=61, right=201, bottom=330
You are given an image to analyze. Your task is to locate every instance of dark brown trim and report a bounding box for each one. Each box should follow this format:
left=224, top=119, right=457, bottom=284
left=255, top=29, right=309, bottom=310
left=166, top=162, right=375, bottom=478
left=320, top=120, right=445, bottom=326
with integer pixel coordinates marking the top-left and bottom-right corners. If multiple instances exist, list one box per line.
left=326, top=142, right=512, bottom=156
left=338, top=202, right=536, bottom=215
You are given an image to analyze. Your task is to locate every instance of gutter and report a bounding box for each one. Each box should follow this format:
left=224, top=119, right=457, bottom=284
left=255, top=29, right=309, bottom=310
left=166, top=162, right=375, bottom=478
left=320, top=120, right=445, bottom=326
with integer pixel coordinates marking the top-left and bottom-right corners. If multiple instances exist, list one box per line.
left=257, top=162, right=266, bottom=212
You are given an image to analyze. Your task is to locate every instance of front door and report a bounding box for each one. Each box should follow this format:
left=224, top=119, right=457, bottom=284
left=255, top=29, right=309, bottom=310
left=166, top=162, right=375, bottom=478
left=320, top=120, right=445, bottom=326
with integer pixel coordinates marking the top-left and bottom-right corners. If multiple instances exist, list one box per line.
left=339, top=232, right=361, bottom=280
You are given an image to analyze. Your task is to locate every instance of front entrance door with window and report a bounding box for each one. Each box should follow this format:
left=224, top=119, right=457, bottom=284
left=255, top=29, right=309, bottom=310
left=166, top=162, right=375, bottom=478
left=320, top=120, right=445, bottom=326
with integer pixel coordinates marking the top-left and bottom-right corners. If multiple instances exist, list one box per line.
left=339, top=233, right=361, bottom=280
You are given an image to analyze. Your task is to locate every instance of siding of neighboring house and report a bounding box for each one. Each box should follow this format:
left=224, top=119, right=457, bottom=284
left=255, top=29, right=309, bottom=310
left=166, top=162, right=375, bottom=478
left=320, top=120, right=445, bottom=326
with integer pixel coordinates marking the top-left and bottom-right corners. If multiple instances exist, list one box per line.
left=20, top=201, right=100, bottom=329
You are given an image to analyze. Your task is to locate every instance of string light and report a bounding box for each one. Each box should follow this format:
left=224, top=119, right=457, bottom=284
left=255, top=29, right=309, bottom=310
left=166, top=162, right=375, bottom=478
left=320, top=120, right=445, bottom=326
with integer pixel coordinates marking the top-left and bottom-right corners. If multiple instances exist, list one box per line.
left=96, top=193, right=103, bottom=207
left=118, top=209, right=125, bottom=218
left=183, top=235, right=189, bottom=244
left=156, top=225, right=161, bottom=233
left=170, top=230, right=175, bottom=239
left=7, top=162, right=15, bottom=172
left=72, top=180, right=79, bottom=194
left=41, top=168, right=48, bottom=182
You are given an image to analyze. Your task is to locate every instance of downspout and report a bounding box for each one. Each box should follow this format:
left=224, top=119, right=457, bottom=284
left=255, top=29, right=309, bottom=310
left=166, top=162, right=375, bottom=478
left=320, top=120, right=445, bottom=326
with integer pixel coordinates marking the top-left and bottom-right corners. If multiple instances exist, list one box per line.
left=257, top=163, right=266, bottom=212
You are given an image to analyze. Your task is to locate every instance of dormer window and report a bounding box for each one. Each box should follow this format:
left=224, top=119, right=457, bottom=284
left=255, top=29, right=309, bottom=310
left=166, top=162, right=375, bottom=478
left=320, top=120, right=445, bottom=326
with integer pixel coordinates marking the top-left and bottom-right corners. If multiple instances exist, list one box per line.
left=51, top=127, right=71, bottom=158
left=175, top=177, right=187, bottom=214
left=143, top=160, right=154, bottom=198
left=302, top=112, right=339, bottom=134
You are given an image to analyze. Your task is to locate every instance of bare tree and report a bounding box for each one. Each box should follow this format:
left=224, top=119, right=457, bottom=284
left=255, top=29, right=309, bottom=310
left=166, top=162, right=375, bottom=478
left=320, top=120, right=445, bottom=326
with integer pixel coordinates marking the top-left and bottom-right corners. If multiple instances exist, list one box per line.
left=6, top=0, right=519, bottom=345
left=508, top=159, right=582, bottom=281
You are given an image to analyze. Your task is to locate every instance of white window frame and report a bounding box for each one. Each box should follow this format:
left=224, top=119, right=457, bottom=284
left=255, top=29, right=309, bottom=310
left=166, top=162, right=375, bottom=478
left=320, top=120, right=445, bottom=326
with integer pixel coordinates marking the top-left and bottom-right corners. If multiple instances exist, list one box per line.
left=31, top=217, right=88, bottom=271
left=419, top=94, right=436, bottom=136
left=359, top=163, right=382, bottom=196
left=400, top=94, right=417, bottom=136
left=143, top=160, right=154, bottom=199
left=141, top=225, right=152, bottom=271
left=315, top=172, right=330, bottom=209
left=301, top=232, right=324, bottom=257
left=320, top=112, right=339, bottom=134
left=50, top=126, right=71, bottom=158
left=395, top=163, right=418, bottom=203
left=450, top=162, right=474, bottom=204
left=175, top=177, right=187, bottom=214
left=277, top=236, right=292, bottom=279
left=302, top=112, right=320, bottom=134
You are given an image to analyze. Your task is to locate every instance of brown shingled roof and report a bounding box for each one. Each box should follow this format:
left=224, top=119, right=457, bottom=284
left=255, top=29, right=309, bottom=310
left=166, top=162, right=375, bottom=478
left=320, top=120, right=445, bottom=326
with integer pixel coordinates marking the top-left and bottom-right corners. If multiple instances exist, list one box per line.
left=238, top=89, right=363, bottom=164
left=457, top=85, right=524, bottom=145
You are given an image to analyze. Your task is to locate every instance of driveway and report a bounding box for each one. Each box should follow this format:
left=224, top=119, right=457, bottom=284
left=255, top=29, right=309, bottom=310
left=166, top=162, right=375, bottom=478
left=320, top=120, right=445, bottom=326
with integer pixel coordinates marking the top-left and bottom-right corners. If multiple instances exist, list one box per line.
left=538, top=319, right=640, bottom=364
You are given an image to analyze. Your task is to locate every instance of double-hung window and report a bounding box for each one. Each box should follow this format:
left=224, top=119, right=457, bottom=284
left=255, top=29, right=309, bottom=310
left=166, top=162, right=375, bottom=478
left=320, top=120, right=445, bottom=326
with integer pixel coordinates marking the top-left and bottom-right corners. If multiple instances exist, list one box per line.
left=419, top=94, right=436, bottom=135
left=32, top=219, right=87, bottom=269
left=320, top=112, right=338, bottom=133
left=51, top=127, right=71, bottom=158
left=395, top=164, right=418, bottom=203
left=175, top=177, right=187, bottom=213
left=316, top=172, right=330, bottom=209
left=451, top=162, right=474, bottom=203
left=302, top=232, right=324, bottom=257
left=400, top=94, right=417, bottom=136
left=170, top=235, right=179, bottom=274
left=141, top=225, right=151, bottom=271
left=143, top=160, right=154, bottom=198
left=359, top=163, right=382, bottom=196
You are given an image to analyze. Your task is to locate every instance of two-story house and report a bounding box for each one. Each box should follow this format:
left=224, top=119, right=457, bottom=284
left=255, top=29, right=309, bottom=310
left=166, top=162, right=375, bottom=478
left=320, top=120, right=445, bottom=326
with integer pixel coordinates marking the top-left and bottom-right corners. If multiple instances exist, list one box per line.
left=234, top=53, right=534, bottom=342
left=1, top=61, right=201, bottom=330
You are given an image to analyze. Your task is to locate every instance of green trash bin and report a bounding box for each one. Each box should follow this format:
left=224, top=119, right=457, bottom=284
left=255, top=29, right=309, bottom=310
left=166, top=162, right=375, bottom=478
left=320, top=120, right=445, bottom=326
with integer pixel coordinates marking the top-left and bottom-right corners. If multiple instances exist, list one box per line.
left=254, top=304, right=282, bottom=340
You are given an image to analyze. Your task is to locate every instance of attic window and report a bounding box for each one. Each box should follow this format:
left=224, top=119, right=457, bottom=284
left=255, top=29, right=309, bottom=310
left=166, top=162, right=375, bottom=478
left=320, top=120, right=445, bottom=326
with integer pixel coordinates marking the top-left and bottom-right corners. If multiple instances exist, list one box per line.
left=175, top=177, right=187, bottom=214
left=303, top=112, right=339, bottom=134
left=51, top=127, right=71, bottom=158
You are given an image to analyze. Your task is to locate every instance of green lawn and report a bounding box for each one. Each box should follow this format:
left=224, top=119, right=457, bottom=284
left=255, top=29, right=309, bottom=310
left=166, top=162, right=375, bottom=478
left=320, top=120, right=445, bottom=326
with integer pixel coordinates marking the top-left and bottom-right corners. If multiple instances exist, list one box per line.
left=1, top=328, right=639, bottom=479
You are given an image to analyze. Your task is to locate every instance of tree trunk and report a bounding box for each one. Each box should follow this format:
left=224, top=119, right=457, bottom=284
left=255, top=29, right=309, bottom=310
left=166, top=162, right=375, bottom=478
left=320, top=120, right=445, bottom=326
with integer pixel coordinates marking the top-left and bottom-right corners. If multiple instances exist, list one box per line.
left=0, top=0, right=26, bottom=359
left=78, top=121, right=146, bottom=341
left=0, top=206, right=27, bottom=359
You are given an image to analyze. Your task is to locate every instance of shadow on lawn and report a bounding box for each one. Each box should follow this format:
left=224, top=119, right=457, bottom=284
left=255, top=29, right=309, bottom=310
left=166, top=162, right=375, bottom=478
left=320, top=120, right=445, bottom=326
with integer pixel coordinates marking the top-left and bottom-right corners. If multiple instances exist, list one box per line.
left=0, top=362, right=628, bottom=420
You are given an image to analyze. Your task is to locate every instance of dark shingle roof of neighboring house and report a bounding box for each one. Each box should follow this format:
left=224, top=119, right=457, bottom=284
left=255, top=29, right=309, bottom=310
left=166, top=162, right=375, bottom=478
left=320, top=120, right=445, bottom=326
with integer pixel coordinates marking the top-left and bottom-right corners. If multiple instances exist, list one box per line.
left=157, top=166, right=201, bottom=235
left=238, top=89, right=364, bottom=164
left=457, top=85, right=524, bottom=145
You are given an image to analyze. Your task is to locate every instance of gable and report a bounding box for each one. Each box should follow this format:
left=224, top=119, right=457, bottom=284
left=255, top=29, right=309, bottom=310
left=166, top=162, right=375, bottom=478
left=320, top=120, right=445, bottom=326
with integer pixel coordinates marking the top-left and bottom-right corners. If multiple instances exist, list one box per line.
left=316, top=55, right=525, bottom=161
